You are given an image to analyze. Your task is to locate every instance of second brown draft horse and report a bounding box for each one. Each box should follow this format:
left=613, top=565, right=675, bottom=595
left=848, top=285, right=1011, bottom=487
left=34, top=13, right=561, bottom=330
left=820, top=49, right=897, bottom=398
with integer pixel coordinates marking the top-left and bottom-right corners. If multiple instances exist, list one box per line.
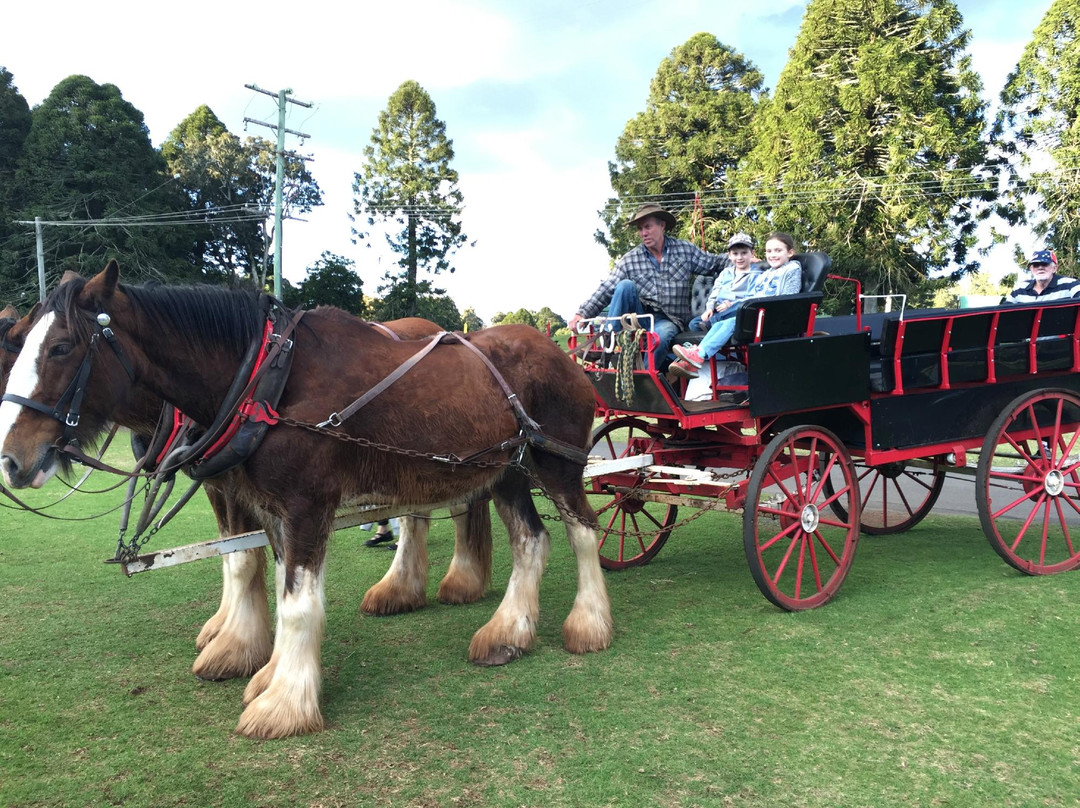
left=0, top=303, right=495, bottom=683
left=0, top=261, right=611, bottom=738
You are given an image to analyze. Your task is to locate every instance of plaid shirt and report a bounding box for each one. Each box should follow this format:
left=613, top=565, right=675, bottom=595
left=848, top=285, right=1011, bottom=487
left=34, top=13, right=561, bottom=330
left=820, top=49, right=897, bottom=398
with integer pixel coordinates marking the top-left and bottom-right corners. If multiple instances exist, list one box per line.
left=577, top=237, right=727, bottom=330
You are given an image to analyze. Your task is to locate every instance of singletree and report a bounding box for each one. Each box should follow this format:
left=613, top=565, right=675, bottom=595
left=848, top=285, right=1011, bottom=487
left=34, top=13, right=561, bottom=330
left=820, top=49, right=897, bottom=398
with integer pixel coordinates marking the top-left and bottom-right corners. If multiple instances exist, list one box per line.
left=996, top=0, right=1080, bottom=275
left=353, top=80, right=467, bottom=317
left=735, top=0, right=991, bottom=305
left=599, top=32, right=765, bottom=258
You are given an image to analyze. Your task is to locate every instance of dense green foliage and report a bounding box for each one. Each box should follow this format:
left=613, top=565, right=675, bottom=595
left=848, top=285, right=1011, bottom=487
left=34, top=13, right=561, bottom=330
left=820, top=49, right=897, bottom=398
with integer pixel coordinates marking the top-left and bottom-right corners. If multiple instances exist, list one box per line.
left=996, top=0, right=1080, bottom=275
left=735, top=0, right=990, bottom=306
left=353, top=80, right=467, bottom=317
left=600, top=32, right=765, bottom=257
left=10, top=75, right=193, bottom=295
left=161, top=105, right=323, bottom=289
left=287, top=251, right=367, bottom=315
left=1, top=468, right=1077, bottom=807
left=0, top=68, right=31, bottom=268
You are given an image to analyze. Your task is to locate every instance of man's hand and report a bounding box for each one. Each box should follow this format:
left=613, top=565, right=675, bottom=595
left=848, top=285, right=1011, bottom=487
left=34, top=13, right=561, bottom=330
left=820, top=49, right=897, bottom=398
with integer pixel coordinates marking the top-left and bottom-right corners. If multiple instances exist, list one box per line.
left=568, top=313, right=585, bottom=332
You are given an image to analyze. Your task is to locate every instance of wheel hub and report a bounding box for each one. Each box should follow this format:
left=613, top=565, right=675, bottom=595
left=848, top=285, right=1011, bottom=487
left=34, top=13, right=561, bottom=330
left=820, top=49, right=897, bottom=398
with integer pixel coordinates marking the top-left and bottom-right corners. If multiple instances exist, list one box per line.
left=800, top=503, right=820, bottom=533
left=1044, top=469, right=1065, bottom=497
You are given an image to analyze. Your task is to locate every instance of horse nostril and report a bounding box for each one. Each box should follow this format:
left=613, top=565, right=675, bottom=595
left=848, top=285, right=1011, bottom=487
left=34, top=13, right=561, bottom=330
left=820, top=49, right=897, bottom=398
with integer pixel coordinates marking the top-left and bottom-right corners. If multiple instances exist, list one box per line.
left=1, top=454, right=18, bottom=479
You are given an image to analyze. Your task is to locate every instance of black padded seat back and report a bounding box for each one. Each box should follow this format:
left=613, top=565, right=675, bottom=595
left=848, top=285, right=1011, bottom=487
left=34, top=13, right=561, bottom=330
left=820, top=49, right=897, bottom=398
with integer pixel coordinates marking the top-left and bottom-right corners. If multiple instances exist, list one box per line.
left=688, top=273, right=714, bottom=325
left=732, top=292, right=823, bottom=344
left=795, top=252, right=830, bottom=294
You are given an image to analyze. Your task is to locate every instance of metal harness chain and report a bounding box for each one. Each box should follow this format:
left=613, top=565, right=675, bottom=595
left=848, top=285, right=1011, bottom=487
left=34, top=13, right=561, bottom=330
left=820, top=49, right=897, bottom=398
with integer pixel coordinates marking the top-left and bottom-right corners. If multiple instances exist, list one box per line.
left=277, top=415, right=525, bottom=469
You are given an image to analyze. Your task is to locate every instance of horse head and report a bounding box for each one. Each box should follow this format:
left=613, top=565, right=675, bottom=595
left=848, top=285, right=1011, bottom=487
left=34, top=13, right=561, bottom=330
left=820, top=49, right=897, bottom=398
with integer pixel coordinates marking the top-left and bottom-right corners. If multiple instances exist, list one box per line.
left=0, top=260, right=138, bottom=488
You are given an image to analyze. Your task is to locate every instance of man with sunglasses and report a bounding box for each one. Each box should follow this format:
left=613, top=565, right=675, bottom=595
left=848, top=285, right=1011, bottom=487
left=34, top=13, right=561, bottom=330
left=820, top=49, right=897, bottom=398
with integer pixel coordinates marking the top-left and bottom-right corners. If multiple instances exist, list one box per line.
left=1006, top=249, right=1080, bottom=303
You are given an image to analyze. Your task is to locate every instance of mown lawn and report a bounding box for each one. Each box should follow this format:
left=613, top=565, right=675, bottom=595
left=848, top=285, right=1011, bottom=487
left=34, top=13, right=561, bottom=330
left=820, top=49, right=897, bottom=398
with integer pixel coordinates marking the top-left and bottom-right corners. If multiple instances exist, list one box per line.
left=1, top=470, right=1077, bottom=807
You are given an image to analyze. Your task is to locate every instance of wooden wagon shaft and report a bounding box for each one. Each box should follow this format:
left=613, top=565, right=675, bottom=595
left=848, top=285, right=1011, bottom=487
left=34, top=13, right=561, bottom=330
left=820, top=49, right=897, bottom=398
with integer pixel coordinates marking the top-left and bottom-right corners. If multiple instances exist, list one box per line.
left=122, top=456, right=660, bottom=575
left=120, top=502, right=410, bottom=575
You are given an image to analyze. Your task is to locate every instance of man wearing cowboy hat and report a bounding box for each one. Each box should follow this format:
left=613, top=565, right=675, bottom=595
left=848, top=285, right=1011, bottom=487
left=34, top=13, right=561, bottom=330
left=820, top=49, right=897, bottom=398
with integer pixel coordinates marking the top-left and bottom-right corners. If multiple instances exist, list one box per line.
left=1006, top=248, right=1080, bottom=304
left=568, top=203, right=727, bottom=369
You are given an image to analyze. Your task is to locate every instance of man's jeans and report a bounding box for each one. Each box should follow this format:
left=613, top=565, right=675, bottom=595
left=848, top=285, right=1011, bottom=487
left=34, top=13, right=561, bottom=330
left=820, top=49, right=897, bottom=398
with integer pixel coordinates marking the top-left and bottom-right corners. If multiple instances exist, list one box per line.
left=607, top=279, right=680, bottom=370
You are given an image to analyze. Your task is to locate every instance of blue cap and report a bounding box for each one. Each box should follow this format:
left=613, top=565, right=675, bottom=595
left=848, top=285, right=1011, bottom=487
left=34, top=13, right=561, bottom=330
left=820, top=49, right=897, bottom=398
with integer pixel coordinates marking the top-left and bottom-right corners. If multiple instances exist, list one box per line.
left=1029, top=249, right=1056, bottom=265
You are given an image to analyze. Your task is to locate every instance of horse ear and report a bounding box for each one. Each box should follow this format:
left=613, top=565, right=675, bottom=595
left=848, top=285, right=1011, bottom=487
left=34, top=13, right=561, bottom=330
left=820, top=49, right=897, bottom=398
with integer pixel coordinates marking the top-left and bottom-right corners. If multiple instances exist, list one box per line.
left=81, top=260, right=121, bottom=308
left=0, top=305, right=19, bottom=320
left=27, top=301, right=41, bottom=321
left=59, top=269, right=83, bottom=285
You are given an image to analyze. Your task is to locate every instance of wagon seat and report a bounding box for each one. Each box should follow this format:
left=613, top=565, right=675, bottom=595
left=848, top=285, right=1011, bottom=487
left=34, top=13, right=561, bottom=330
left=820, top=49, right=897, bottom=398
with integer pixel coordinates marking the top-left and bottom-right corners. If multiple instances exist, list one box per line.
left=671, top=251, right=831, bottom=351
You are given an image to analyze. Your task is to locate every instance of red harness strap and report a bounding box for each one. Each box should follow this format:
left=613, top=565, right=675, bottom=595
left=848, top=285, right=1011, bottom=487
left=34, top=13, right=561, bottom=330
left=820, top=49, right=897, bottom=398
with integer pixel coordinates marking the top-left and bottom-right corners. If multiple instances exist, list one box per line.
left=199, top=319, right=276, bottom=462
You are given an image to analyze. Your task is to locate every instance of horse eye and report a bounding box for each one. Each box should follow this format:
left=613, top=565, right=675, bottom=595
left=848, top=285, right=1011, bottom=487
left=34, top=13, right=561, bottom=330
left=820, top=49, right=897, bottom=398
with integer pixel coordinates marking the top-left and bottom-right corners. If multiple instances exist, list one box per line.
left=48, top=343, right=72, bottom=358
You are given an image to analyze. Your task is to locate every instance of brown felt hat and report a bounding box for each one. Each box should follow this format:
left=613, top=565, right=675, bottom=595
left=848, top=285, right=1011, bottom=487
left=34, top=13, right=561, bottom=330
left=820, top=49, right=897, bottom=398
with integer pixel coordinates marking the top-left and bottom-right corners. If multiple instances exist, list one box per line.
left=625, top=203, right=677, bottom=230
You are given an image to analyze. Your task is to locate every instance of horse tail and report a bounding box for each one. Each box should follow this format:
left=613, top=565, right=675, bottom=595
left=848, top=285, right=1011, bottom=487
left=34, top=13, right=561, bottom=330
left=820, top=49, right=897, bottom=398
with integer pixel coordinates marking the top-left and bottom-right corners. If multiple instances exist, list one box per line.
left=467, top=494, right=493, bottom=590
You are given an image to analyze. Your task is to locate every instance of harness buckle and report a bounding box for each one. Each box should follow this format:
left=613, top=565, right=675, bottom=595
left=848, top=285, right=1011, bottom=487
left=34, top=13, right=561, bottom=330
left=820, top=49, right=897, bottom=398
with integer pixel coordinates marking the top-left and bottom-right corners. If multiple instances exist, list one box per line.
left=317, top=412, right=343, bottom=429
left=66, top=413, right=80, bottom=427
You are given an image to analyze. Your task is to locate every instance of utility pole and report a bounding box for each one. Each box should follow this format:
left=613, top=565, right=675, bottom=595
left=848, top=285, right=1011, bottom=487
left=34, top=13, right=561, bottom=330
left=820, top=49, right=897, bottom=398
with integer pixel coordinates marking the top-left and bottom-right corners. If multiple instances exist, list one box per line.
left=244, top=84, right=312, bottom=299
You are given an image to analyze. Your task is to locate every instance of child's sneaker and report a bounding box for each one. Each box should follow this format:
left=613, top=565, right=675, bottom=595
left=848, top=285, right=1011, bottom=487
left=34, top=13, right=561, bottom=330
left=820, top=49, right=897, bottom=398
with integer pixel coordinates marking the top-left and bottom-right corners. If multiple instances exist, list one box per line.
left=673, top=344, right=704, bottom=368
left=669, top=360, right=700, bottom=379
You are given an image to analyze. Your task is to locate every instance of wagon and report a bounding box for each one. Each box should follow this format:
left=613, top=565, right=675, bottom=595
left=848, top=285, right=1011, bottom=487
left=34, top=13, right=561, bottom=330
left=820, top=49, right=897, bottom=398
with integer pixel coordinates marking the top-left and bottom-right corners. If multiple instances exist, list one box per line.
left=573, top=256, right=1080, bottom=610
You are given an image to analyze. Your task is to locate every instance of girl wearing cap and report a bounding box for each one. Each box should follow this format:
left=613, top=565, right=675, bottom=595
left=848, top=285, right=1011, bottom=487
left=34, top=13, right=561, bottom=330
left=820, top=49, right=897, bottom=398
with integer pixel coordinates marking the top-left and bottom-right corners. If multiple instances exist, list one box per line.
left=672, top=233, right=802, bottom=379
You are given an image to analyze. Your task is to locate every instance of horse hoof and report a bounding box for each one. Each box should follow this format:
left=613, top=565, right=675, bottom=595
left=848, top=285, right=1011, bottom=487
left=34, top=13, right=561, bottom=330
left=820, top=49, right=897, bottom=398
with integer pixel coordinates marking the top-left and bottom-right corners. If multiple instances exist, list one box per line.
left=471, top=644, right=524, bottom=667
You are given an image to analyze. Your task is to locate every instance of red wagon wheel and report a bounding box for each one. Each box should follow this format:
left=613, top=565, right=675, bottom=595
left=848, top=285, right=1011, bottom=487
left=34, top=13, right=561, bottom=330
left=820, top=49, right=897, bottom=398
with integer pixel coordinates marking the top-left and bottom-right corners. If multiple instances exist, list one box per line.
left=587, top=418, right=677, bottom=570
left=823, top=457, right=945, bottom=535
left=976, top=388, right=1080, bottom=575
left=744, top=425, right=861, bottom=611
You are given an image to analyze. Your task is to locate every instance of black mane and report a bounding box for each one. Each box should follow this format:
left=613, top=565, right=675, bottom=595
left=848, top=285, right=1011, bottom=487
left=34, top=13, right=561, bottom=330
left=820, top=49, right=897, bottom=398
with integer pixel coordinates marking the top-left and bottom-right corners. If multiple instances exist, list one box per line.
left=46, top=277, right=266, bottom=357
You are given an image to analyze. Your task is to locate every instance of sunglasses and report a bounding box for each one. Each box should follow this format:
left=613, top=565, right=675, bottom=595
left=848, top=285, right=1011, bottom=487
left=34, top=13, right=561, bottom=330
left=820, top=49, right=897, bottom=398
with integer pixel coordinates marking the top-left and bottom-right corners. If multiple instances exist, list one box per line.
left=1029, top=262, right=1051, bottom=268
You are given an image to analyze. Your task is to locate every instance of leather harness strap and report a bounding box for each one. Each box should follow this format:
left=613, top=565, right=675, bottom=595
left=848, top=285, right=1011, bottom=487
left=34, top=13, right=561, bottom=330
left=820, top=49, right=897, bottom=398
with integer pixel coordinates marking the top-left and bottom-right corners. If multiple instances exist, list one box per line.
left=319, top=331, right=589, bottom=467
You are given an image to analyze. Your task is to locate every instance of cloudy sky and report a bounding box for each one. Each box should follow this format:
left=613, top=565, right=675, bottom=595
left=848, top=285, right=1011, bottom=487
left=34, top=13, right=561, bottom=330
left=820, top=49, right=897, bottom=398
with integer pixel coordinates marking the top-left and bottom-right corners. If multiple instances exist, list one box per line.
left=1, top=0, right=1055, bottom=321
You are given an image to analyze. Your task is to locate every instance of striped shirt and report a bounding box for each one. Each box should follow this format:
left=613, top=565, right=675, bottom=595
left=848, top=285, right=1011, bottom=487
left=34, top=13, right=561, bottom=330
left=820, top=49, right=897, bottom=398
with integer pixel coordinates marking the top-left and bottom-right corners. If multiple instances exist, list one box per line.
left=576, top=237, right=727, bottom=330
left=1005, top=273, right=1080, bottom=304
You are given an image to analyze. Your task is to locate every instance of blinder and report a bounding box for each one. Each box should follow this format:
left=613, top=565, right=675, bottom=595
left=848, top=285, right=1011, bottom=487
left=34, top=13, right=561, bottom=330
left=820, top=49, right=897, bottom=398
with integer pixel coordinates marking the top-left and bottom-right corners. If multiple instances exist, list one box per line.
left=1, top=311, right=136, bottom=446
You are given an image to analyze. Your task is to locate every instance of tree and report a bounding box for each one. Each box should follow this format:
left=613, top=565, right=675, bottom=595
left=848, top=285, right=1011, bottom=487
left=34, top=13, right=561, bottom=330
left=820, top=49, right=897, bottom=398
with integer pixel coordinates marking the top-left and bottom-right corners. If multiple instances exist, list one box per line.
left=535, top=306, right=567, bottom=332
left=353, top=80, right=467, bottom=316
left=599, top=33, right=765, bottom=258
left=161, top=105, right=323, bottom=289
left=734, top=0, right=991, bottom=305
left=461, top=307, right=485, bottom=332
left=995, top=0, right=1080, bottom=275
left=292, top=251, right=366, bottom=314
left=12, top=75, right=192, bottom=292
left=369, top=278, right=462, bottom=330
left=0, top=67, right=31, bottom=297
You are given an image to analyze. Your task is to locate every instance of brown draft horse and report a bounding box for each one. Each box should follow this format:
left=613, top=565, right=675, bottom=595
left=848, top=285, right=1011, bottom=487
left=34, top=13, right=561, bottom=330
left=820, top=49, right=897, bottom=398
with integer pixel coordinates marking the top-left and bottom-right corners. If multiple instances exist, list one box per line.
left=0, top=262, right=611, bottom=738
left=0, top=302, right=495, bottom=683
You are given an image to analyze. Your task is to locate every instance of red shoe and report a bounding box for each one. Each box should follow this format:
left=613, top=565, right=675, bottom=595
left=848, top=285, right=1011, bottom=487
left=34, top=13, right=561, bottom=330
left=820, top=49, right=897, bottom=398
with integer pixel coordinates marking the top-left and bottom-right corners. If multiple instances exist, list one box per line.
left=668, top=360, right=700, bottom=379
left=673, top=344, right=704, bottom=368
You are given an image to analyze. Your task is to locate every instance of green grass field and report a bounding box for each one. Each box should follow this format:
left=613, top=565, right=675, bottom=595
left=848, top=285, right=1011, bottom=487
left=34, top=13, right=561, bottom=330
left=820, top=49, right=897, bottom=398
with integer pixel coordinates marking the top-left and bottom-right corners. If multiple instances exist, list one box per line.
left=1, top=464, right=1078, bottom=807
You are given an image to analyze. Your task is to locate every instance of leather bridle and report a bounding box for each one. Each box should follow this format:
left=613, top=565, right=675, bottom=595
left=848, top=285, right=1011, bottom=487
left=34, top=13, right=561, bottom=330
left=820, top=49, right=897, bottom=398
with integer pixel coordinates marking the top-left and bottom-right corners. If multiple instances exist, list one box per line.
left=1, top=312, right=136, bottom=447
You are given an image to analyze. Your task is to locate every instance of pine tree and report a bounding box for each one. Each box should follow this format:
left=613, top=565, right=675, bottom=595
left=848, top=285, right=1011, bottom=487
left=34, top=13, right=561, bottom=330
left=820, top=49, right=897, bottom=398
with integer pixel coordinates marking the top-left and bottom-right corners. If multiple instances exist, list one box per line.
left=0, top=67, right=32, bottom=301
left=599, top=32, right=765, bottom=258
left=996, top=0, right=1080, bottom=275
left=13, top=75, right=192, bottom=285
left=353, top=80, right=467, bottom=317
left=735, top=0, right=991, bottom=304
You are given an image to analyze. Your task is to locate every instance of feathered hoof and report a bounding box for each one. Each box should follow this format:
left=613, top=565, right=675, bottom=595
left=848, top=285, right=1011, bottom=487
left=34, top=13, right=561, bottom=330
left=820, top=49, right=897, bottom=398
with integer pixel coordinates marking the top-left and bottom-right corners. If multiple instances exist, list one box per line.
left=360, top=580, right=427, bottom=616
left=192, top=630, right=272, bottom=681
left=195, top=612, right=226, bottom=651
left=235, top=693, right=323, bottom=740
left=242, top=659, right=277, bottom=706
left=468, top=619, right=534, bottom=667
left=470, top=644, right=525, bottom=667
left=562, top=607, right=613, bottom=655
left=436, top=570, right=486, bottom=605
